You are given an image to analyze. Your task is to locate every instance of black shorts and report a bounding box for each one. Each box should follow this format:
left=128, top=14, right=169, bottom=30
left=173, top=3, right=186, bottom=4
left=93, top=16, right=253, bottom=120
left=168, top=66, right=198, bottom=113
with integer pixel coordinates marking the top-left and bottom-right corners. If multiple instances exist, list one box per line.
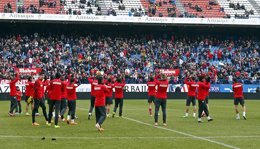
left=234, top=98, right=245, bottom=106
left=106, top=97, right=113, bottom=105
left=25, top=96, right=33, bottom=104
left=186, top=96, right=196, bottom=106
left=148, top=96, right=155, bottom=103
left=205, top=96, right=209, bottom=104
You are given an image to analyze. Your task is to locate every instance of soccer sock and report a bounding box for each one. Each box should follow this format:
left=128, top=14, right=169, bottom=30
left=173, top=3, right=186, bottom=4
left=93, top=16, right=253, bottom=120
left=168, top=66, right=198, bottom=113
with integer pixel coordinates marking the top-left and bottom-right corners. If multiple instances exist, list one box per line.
left=243, top=112, right=246, bottom=116
left=193, top=113, right=196, bottom=117
left=149, top=108, right=152, bottom=115
left=52, top=112, right=55, bottom=117
left=185, top=113, right=188, bottom=117
left=236, top=113, right=240, bottom=117
left=71, top=119, right=74, bottom=123
left=67, top=115, right=71, bottom=121
left=207, top=116, right=211, bottom=120
left=88, top=113, right=92, bottom=116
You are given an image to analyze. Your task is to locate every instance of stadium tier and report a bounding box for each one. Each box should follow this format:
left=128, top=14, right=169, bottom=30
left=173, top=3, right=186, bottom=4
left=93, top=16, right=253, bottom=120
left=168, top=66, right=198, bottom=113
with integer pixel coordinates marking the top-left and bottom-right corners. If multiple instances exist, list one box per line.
left=1, top=0, right=260, bottom=18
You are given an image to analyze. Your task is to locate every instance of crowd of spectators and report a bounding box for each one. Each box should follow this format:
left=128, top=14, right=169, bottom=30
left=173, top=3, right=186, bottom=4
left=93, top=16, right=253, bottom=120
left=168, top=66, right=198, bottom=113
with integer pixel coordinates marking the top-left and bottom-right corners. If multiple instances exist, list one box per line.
left=3, top=3, right=13, bottom=13
left=229, top=2, right=254, bottom=19
left=0, top=32, right=259, bottom=84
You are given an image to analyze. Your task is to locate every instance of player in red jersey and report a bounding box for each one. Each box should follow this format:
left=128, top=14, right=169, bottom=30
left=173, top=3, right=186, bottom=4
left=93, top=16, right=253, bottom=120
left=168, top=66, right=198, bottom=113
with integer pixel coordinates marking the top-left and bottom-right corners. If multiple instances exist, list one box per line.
left=197, top=76, right=213, bottom=123
left=183, top=76, right=198, bottom=118
left=88, top=74, right=98, bottom=120
left=154, top=74, right=169, bottom=126
left=147, top=76, right=156, bottom=116
left=94, top=76, right=109, bottom=131
left=32, top=73, right=48, bottom=126
left=47, top=73, right=62, bottom=128
left=25, top=76, right=34, bottom=116
left=105, top=78, right=114, bottom=117
left=15, top=87, right=22, bottom=114
left=8, top=73, right=20, bottom=116
left=60, top=76, right=68, bottom=121
left=232, top=78, right=246, bottom=120
left=112, top=77, right=125, bottom=118
left=66, top=77, right=78, bottom=125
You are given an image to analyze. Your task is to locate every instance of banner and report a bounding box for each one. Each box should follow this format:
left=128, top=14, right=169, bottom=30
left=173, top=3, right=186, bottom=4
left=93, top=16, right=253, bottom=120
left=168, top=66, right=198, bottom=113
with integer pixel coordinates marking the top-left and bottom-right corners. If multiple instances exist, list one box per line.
left=14, top=68, right=42, bottom=75
left=0, top=83, right=258, bottom=93
left=159, top=69, right=180, bottom=76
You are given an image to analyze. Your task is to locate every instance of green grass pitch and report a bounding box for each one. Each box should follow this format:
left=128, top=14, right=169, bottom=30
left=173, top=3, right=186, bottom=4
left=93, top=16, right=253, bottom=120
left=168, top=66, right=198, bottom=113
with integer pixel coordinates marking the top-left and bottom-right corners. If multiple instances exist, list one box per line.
left=0, top=99, right=259, bottom=149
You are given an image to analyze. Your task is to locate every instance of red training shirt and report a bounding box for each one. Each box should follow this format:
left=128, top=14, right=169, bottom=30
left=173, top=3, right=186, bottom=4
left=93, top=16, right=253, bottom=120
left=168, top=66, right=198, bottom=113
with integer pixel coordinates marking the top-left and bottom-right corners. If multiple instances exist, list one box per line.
left=156, top=80, right=169, bottom=99
left=114, top=82, right=125, bottom=99
left=33, top=79, right=44, bottom=99
left=67, top=83, right=78, bottom=100
left=88, top=77, right=98, bottom=96
left=147, top=81, right=157, bottom=96
left=61, top=80, right=68, bottom=99
left=50, top=78, right=62, bottom=100
left=94, top=84, right=109, bottom=107
left=105, top=83, right=114, bottom=98
left=197, top=82, right=210, bottom=101
left=16, top=90, right=22, bottom=101
left=9, top=74, right=19, bottom=96
left=184, top=78, right=198, bottom=97
left=25, top=82, right=34, bottom=97
left=232, top=83, right=243, bottom=98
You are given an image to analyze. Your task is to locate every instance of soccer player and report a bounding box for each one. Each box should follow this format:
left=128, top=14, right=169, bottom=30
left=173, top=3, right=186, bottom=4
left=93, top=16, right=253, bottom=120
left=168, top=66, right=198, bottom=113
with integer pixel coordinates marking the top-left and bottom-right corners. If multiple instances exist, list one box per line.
left=25, top=76, right=34, bottom=116
left=47, top=73, right=62, bottom=128
left=197, top=76, right=213, bottom=123
left=94, top=76, right=109, bottom=131
left=32, top=73, right=48, bottom=126
left=183, top=76, right=197, bottom=118
left=66, top=77, right=78, bottom=125
left=112, top=77, right=125, bottom=118
left=232, top=78, right=246, bottom=120
left=147, top=76, right=156, bottom=116
left=88, top=75, right=98, bottom=120
left=105, top=78, right=114, bottom=117
left=15, top=87, right=22, bottom=114
left=60, top=76, right=68, bottom=121
left=8, top=73, right=19, bottom=116
left=154, top=74, right=169, bottom=126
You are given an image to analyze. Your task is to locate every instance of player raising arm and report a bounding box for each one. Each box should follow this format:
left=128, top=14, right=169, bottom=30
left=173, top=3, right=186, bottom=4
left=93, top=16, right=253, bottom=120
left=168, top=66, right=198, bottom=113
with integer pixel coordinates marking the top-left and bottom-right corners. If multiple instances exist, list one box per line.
left=105, top=78, right=114, bottom=117
left=8, top=73, right=20, bottom=116
left=154, top=74, right=169, bottom=126
left=112, top=77, right=126, bottom=118
left=25, top=76, right=34, bottom=116
left=197, top=76, right=213, bottom=123
left=183, top=76, right=198, bottom=118
left=232, top=78, right=246, bottom=120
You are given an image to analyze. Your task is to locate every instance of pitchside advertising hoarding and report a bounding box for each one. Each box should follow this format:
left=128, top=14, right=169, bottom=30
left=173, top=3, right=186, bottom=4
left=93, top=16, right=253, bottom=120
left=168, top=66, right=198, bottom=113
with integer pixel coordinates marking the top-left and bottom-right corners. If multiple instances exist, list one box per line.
left=0, top=80, right=259, bottom=93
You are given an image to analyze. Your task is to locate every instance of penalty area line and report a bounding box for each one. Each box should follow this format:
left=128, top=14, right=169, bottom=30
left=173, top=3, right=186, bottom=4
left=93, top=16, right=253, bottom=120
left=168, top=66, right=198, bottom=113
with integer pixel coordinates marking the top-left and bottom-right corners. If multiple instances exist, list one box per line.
left=122, top=116, right=240, bottom=149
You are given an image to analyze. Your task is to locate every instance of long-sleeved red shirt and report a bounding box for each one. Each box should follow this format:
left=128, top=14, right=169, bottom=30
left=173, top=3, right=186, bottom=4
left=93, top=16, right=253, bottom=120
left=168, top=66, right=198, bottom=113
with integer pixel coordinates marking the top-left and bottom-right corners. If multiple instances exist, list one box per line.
left=233, top=83, right=243, bottom=98
left=94, top=84, right=109, bottom=107
left=25, top=82, right=34, bottom=96
left=61, top=80, right=68, bottom=99
left=67, top=83, right=78, bottom=100
left=33, top=79, right=44, bottom=99
left=88, top=77, right=98, bottom=96
left=156, top=80, right=169, bottom=99
left=197, top=82, right=210, bottom=101
left=50, top=79, right=62, bottom=100
left=105, top=83, right=114, bottom=98
left=184, top=78, right=198, bottom=97
left=114, top=82, right=125, bottom=99
left=147, top=81, right=157, bottom=96
left=9, top=74, right=19, bottom=96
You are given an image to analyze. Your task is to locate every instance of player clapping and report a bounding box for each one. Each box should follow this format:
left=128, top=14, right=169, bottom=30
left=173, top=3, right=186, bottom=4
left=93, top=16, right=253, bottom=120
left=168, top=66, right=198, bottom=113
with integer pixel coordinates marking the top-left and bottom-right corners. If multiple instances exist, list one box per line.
left=183, top=76, right=197, bottom=118
left=232, top=78, right=246, bottom=120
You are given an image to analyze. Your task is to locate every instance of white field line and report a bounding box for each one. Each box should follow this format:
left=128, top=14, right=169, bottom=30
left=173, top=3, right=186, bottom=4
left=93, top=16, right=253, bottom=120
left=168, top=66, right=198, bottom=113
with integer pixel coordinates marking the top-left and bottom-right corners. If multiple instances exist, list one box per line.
left=0, top=135, right=260, bottom=140
left=77, top=107, right=240, bottom=149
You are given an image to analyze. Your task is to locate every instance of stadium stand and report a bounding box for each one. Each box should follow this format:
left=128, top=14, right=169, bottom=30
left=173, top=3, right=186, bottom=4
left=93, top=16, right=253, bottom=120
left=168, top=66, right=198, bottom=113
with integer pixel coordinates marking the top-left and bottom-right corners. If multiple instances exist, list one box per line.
left=0, top=27, right=259, bottom=84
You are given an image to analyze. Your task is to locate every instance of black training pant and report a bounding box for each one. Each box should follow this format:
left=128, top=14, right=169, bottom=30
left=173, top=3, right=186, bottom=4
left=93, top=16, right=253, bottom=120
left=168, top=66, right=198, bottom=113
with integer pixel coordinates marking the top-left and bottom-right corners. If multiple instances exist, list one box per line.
left=95, top=106, right=106, bottom=126
left=60, top=98, right=67, bottom=118
left=9, top=96, right=18, bottom=113
left=154, top=98, right=167, bottom=123
left=68, top=100, right=76, bottom=120
left=198, top=100, right=209, bottom=118
left=32, top=98, right=48, bottom=123
left=88, top=95, right=95, bottom=114
left=114, top=98, right=123, bottom=116
left=48, top=100, right=61, bottom=125
left=15, top=101, right=22, bottom=113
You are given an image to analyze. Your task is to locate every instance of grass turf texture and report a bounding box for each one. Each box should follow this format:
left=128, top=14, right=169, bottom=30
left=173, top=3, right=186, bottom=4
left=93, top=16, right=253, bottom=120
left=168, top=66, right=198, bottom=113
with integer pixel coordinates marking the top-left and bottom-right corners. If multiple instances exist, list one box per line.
left=0, top=100, right=259, bottom=149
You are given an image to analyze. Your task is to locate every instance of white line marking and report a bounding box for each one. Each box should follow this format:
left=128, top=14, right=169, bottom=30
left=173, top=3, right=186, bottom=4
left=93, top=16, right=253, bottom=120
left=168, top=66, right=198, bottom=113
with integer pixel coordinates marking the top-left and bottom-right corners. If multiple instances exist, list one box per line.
left=122, top=117, right=240, bottom=149
left=77, top=107, right=240, bottom=149
left=0, top=135, right=259, bottom=140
